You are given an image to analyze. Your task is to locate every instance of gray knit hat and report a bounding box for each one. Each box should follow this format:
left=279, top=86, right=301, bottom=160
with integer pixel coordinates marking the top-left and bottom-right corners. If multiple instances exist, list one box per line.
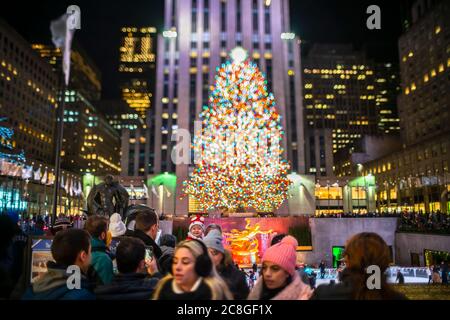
left=203, top=229, right=225, bottom=254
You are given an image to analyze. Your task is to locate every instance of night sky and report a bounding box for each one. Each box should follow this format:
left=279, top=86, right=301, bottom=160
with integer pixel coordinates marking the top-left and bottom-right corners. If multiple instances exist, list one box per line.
left=2, top=0, right=404, bottom=99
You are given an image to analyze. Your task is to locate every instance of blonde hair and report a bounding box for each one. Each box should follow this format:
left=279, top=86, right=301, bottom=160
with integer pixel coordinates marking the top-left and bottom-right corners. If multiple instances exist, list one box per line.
left=153, top=240, right=233, bottom=300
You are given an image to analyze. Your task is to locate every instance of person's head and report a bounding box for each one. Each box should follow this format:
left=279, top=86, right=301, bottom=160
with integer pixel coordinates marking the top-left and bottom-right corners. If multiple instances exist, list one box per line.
left=270, top=233, right=287, bottom=246
left=189, top=215, right=205, bottom=238
left=344, top=232, right=390, bottom=272
left=159, top=233, right=177, bottom=248
left=109, top=213, right=127, bottom=238
left=343, top=232, right=394, bottom=299
left=85, top=215, right=109, bottom=241
left=205, top=223, right=222, bottom=236
left=172, top=239, right=212, bottom=291
left=104, top=174, right=114, bottom=186
left=51, top=229, right=91, bottom=273
left=135, top=208, right=159, bottom=240
left=203, top=230, right=225, bottom=267
left=52, top=216, right=73, bottom=235
left=262, top=236, right=298, bottom=290
left=116, top=237, right=146, bottom=274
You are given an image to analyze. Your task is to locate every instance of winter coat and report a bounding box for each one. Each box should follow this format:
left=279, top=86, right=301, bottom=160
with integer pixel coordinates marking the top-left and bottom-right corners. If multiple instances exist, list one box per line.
left=159, top=245, right=174, bottom=275
left=95, top=272, right=161, bottom=300
left=153, top=276, right=213, bottom=300
left=130, top=230, right=162, bottom=259
left=247, top=273, right=312, bottom=300
left=217, top=252, right=249, bottom=300
left=91, top=237, right=114, bottom=285
left=22, top=262, right=95, bottom=300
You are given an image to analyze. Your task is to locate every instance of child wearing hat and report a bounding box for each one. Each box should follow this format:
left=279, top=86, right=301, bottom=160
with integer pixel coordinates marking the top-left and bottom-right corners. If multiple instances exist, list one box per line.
left=186, top=215, right=205, bottom=240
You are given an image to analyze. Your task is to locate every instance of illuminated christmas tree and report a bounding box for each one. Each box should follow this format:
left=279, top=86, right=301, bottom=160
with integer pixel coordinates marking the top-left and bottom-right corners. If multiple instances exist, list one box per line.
left=183, top=48, right=291, bottom=214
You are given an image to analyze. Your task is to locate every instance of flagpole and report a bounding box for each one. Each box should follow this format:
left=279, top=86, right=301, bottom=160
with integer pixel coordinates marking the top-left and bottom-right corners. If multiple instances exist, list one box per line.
left=52, top=74, right=67, bottom=226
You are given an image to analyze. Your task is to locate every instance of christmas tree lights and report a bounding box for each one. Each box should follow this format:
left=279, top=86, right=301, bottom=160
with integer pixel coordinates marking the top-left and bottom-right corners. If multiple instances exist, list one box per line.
left=183, top=48, right=291, bottom=213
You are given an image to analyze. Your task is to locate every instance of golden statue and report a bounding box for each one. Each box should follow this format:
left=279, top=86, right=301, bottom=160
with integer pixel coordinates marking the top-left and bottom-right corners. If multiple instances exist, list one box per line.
left=224, top=218, right=272, bottom=266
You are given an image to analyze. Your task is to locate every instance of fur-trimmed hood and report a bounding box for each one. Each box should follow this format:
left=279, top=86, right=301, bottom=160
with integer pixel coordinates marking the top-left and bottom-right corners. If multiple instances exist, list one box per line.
left=248, top=273, right=312, bottom=300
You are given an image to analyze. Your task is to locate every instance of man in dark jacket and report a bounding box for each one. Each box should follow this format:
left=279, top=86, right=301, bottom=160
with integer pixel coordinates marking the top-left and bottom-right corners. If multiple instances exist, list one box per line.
left=158, top=234, right=177, bottom=275
left=22, top=229, right=95, bottom=300
left=95, top=237, right=161, bottom=300
left=441, top=261, right=448, bottom=284
left=204, top=230, right=249, bottom=299
left=129, top=208, right=162, bottom=260
left=396, top=270, right=405, bottom=284
left=319, top=261, right=326, bottom=279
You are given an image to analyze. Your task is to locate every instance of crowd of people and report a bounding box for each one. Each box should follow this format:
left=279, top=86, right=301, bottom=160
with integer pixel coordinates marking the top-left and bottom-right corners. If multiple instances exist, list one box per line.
left=398, top=211, right=450, bottom=234
left=315, top=210, right=450, bottom=234
left=315, top=212, right=400, bottom=218
left=0, top=205, right=426, bottom=300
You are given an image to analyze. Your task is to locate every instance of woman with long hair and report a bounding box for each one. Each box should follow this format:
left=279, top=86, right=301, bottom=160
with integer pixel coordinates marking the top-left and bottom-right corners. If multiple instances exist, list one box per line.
left=311, top=232, right=407, bottom=300
left=153, top=239, right=232, bottom=300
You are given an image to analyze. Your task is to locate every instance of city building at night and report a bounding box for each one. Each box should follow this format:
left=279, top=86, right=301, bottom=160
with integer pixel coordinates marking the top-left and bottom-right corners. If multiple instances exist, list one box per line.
left=155, top=0, right=305, bottom=215
left=114, top=27, right=158, bottom=177
left=33, top=43, right=121, bottom=177
left=0, top=20, right=83, bottom=216
left=355, top=0, right=450, bottom=214
left=302, top=44, right=401, bottom=179
left=0, top=19, right=58, bottom=165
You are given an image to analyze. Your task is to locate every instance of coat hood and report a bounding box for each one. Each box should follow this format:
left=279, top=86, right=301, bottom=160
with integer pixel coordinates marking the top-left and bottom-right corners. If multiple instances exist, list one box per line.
left=248, top=273, right=312, bottom=300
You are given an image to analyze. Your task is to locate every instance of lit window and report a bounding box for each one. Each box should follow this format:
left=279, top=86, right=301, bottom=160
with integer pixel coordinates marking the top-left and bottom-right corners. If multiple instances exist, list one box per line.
left=439, top=64, right=444, bottom=73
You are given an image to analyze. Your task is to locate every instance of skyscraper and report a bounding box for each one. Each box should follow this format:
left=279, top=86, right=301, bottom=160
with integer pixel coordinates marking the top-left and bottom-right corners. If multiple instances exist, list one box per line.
left=302, top=44, right=400, bottom=177
left=0, top=19, right=58, bottom=164
left=118, top=26, right=157, bottom=177
left=358, top=0, right=450, bottom=214
left=32, top=43, right=121, bottom=176
left=154, top=0, right=304, bottom=215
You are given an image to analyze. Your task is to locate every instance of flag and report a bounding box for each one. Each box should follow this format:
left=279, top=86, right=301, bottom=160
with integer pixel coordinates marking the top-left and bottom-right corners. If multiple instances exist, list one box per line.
left=41, top=169, right=48, bottom=184
left=22, top=165, right=33, bottom=180
left=1, top=161, right=12, bottom=176
left=76, top=181, right=82, bottom=196
left=11, top=164, right=22, bottom=177
left=143, top=183, right=149, bottom=198
left=152, top=185, right=159, bottom=198
left=34, top=167, right=42, bottom=181
left=130, top=184, right=136, bottom=199
left=69, top=179, right=74, bottom=196
left=164, top=186, right=172, bottom=198
left=47, top=172, right=55, bottom=185
left=50, top=11, right=77, bottom=86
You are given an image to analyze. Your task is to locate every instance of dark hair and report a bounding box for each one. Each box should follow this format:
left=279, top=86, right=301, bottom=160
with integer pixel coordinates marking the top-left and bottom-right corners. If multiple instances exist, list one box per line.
left=343, top=232, right=398, bottom=300
left=271, top=233, right=287, bottom=246
left=205, top=224, right=222, bottom=236
left=85, top=215, right=108, bottom=238
left=135, top=209, right=158, bottom=232
left=51, top=229, right=91, bottom=266
left=116, top=237, right=146, bottom=274
left=159, top=234, right=177, bottom=248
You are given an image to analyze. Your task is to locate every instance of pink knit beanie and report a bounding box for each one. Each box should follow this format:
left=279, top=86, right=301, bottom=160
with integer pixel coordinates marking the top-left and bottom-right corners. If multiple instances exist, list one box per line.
left=262, top=236, right=298, bottom=276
